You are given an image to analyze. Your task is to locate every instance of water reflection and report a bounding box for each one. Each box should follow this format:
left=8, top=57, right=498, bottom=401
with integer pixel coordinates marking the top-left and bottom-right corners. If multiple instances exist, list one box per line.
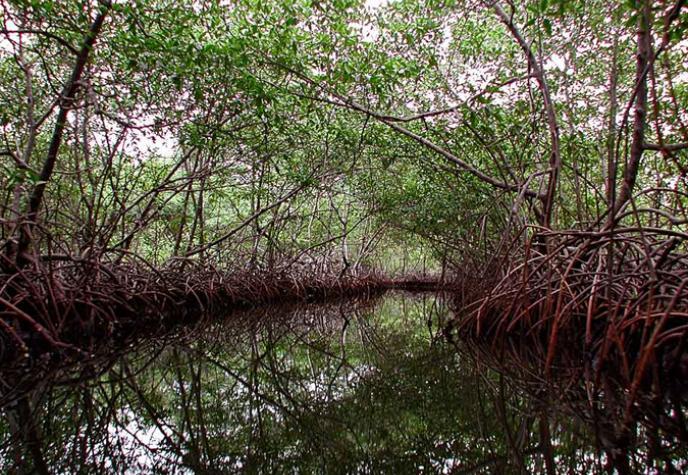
left=0, top=293, right=686, bottom=473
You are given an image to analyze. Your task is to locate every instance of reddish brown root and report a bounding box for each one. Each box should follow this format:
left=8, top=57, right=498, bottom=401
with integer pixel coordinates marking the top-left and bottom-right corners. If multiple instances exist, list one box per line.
left=450, top=228, right=688, bottom=397
left=0, top=261, right=444, bottom=363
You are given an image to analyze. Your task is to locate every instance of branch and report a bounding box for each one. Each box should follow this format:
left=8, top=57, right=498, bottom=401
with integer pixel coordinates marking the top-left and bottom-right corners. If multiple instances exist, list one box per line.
left=341, top=95, right=544, bottom=197
left=0, top=29, right=79, bottom=55
left=0, top=149, right=35, bottom=173
left=612, top=0, right=686, bottom=216
left=275, top=68, right=542, bottom=199
left=614, top=0, right=652, bottom=215
left=13, top=4, right=111, bottom=265
left=661, top=0, right=687, bottom=46
left=183, top=181, right=311, bottom=258
left=381, top=75, right=534, bottom=123
left=643, top=142, right=688, bottom=152
left=486, top=1, right=561, bottom=228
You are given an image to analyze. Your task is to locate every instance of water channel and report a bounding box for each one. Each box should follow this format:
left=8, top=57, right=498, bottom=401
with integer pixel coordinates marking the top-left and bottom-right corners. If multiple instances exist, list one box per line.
left=0, top=292, right=685, bottom=473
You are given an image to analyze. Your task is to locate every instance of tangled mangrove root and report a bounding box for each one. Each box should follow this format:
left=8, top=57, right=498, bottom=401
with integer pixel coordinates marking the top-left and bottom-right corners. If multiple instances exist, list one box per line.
left=451, top=228, right=688, bottom=393
left=0, top=258, right=408, bottom=363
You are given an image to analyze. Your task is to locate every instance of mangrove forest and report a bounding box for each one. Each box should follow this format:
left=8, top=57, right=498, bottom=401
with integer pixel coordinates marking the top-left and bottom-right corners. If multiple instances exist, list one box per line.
left=0, top=0, right=688, bottom=472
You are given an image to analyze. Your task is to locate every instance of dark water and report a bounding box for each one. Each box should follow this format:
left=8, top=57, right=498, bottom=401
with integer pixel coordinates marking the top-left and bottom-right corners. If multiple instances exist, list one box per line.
left=0, top=293, right=686, bottom=474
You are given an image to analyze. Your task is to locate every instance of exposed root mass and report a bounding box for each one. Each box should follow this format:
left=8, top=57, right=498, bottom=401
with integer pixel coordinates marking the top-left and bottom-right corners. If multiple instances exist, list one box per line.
left=450, top=228, right=688, bottom=391
left=0, top=260, right=436, bottom=363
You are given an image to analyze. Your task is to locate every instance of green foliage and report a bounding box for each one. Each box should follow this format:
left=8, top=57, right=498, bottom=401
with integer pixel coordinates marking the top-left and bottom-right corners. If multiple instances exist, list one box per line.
left=0, top=0, right=686, bottom=268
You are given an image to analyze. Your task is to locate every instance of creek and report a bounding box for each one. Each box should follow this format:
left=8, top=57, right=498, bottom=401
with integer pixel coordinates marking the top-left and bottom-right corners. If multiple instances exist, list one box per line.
left=0, top=292, right=685, bottom=474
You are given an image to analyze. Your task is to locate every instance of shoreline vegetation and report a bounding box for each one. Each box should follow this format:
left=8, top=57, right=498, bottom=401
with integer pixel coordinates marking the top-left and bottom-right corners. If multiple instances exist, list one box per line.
left=3, top=222, right=688, bottom=405
left=448, top=226, right=688, bottom=414
left=0, top=259, right=453, bottom=363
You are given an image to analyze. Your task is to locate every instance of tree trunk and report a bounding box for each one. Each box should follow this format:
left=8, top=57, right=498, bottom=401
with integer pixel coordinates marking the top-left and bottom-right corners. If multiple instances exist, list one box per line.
left=12, top=5, right=110, bottom=267
left=614, top=0, right=652, bottom=217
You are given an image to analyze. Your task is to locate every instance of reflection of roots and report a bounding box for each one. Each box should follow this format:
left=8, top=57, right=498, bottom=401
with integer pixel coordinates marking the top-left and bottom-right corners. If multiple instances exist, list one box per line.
left=451, top=229, right=688, bottom=395
left=457, top=338, right=688, bottom=474
left=0, top=260, right=391, bottom=363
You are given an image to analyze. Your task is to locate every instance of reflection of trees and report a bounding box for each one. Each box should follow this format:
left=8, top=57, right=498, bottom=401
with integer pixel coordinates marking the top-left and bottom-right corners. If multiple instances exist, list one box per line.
left=0, top=293, right=685, bottom=473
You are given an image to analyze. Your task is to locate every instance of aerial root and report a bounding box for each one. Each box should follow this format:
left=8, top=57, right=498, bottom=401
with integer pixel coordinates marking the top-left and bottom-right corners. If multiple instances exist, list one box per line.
left=0, top=261, right=407, bottom=363
left=451, top=228, right=688, bottom=393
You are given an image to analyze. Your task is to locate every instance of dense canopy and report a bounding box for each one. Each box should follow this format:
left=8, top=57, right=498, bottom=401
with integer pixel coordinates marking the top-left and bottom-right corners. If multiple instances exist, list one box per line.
left=0, top=0, right=685, bottom=271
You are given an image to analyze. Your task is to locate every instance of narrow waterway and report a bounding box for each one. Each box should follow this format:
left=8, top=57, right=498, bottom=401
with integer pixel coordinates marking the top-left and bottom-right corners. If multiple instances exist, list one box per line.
left=0, top=292, right=685, bottom=474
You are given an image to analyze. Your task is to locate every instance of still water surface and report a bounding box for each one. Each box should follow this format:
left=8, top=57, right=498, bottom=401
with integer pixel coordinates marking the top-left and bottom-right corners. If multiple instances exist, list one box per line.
left=0, top=293, right=685, bottom=473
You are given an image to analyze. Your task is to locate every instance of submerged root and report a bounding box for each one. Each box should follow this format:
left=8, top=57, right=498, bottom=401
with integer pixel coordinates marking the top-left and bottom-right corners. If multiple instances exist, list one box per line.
left=451, top=228, right=688, bottom=393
